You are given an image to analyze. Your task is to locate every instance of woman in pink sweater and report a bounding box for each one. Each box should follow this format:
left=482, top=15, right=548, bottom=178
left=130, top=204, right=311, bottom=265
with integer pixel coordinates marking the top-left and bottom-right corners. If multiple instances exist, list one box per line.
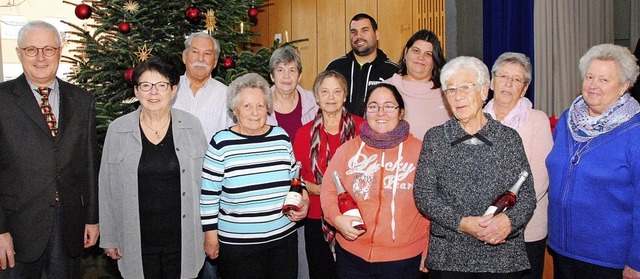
left=386, top=29, right=451, bottom=140
left=483, top=52, right=553, bottom=279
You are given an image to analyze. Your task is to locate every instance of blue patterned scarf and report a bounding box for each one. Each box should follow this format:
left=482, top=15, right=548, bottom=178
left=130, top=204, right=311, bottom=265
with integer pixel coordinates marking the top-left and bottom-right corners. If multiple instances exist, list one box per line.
left=568, top=93, right=640, bottom=142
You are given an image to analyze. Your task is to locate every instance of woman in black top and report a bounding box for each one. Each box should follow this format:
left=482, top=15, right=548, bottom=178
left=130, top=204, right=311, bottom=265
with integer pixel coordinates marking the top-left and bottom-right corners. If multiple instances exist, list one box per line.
left=99, top=57, right=209, bottom=278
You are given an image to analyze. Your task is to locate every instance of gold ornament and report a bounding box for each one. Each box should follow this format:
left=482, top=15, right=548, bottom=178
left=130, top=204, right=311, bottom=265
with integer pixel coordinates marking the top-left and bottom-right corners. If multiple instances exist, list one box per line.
left=134, top=44, right=153, bottom=61
left=123, top=1, right=139, bottom=14
left=80, top=48, right=89, bottom=62
left=204, top=9, right=217, bottom=32
left=71, top=63, right=80, bottom=75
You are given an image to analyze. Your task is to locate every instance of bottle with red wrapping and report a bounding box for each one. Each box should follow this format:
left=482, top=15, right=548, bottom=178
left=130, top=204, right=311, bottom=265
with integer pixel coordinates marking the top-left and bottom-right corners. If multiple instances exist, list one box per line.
left=332, top=171, right=367, bottom=232
left=282, top=162, right=303, bottom=214
left=484, top=170, right=529, bottom=216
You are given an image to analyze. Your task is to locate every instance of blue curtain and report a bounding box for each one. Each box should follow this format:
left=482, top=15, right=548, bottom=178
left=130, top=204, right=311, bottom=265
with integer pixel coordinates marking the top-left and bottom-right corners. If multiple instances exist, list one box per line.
left=483, top=0, right=535, bottom=102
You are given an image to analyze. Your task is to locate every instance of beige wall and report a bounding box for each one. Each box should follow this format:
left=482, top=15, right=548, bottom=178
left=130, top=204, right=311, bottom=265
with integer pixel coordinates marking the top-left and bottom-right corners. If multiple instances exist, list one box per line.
left=0, top=0, right=90, bottom=81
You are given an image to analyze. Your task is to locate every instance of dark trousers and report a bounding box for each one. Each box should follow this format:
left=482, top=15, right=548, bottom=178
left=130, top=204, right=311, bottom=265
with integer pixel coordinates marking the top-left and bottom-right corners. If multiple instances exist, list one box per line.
left=550, top=248, right=622, bottom=279
left=305, top=218, right=336, bottom=279
left=197, top=257, right=218, bottom=279
left=218, top=234, right=297, bottom=279
left=0, top=203, right=81, bottom=279
left=141, top=248, right=181, bottom=279
left=335, top=243, right=422, bottom=279
left=521, top=237, right=547, bottom=279
left=429, top=270, right=522, bottom=279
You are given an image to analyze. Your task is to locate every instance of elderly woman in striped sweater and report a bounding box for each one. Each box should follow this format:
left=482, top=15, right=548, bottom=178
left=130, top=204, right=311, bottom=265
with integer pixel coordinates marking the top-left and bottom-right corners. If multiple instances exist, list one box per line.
left=200, top=73, right=310, bottom=279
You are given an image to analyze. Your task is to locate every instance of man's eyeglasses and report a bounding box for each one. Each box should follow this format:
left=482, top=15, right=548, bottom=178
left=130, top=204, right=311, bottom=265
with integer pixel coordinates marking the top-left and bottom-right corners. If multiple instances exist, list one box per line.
left=443, top=83, right=478, bottom=96
left=137, top=82, right=171, bottom=93
left=494, top=74, right=527, bottom=86
left=19, top=46, right=60, bottom=57
left=366, top=104, right=400, bottom=114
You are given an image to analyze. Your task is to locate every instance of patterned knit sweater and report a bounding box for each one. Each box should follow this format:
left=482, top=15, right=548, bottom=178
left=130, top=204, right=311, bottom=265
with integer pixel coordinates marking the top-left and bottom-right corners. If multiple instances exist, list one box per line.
left=413, top=115, right=535, bottom=273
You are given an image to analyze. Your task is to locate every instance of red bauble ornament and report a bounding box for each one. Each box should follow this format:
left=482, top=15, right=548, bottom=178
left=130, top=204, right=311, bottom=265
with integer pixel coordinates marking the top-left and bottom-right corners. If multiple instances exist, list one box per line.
left=118, top=22, right=131, bottom=34
left=222, top=57, right=235, bottom=69
left=185, top=6, right=202, bottom=23
left=75, top=4, right=92, bottom=20
left=248, top=5, right=259, bottom=18
left=124, top=67, right=134, bottom=85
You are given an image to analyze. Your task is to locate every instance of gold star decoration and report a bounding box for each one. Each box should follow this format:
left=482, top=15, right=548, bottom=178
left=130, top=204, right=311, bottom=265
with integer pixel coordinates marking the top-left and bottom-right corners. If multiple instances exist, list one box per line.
left=204, top=9, right=217, bottom=32
left=71, top=63, right=80, bottom=75
left=77, top=45, right=89, bottom=62
left=134, top=44, right=153, bottom=61
left=123, top=1, right=139, bottom=14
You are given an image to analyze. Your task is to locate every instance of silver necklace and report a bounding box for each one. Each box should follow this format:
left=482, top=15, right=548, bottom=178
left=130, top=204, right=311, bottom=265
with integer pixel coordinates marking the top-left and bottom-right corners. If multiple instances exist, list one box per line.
left=570, top=139, right=592, bottom=165
left=142, top=114, right=171, bottom=139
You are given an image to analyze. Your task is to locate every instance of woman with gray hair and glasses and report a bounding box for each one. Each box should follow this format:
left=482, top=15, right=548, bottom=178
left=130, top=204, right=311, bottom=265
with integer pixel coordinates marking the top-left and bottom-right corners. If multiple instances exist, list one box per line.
left=546, top=44, right=640, bottom=279
left=267, top=45, right=318, bottom=142
left=483, top=52, right=553, bottom=279
left=267, top=45, right=317, bottom=278
left=414, top=56, right=535, bottom=279
left=200, top=73, right=310, bottom=279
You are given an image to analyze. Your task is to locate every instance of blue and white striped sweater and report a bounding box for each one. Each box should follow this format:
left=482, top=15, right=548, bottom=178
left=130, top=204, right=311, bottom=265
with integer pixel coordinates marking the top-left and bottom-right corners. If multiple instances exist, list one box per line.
left=201, top=126, right=297, bottom=247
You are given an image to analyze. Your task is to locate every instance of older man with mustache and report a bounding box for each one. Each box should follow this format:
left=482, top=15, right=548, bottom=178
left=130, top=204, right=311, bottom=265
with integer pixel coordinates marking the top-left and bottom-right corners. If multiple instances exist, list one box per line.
left=173, top=32, right=233, bottom=142
left=172, top=31, right=232, bottom=279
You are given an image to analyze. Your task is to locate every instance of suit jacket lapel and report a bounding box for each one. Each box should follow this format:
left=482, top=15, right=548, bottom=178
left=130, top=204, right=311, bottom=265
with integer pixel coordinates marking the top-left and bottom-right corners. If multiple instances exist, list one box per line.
left=57, top=79, right=76, bottom=141
left=12, top=75, right=54, bottom=139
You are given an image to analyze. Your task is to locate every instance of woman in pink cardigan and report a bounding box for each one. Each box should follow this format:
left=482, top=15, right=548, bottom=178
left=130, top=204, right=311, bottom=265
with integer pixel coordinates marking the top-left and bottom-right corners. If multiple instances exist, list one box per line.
left=483, top=52, right=553, bottom=279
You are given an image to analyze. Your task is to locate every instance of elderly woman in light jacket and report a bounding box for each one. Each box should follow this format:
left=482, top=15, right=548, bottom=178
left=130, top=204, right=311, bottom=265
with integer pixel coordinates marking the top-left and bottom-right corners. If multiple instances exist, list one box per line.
left=99, top=57, right=208, bottom=278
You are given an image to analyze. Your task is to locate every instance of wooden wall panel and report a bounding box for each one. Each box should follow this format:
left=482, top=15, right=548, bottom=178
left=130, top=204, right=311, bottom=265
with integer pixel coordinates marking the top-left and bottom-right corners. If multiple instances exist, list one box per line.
left=250, top=4, right=270, bottom=51
left=346, top=0, right=377, bottom=16
left=415, top=0, right=446, bottom=54
left=317, top=0, right=346, bottom=76
left=378, top=0, right=414, bottom=64
left=292, top=0, right=318, bottom=88
left=268, top=0, right=292, bottom=53
left=544, top=249, right=554, bottom=278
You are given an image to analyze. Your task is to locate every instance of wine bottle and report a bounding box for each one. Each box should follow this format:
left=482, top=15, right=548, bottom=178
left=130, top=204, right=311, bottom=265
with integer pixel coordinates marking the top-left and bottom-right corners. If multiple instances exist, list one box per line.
left=484, top=170, right=529, bottom=216
left=282, top=162, right=304, bottom=215
left=332, top=171, right=367, bottom=231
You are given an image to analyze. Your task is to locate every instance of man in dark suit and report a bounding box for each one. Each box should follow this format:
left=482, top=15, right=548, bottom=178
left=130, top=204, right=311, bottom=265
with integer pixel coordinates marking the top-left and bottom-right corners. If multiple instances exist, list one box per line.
left=0, top=21, right=99, bottom=278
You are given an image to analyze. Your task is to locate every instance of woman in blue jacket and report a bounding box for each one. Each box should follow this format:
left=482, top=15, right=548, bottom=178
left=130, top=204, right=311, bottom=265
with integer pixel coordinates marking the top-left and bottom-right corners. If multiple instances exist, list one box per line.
left=546, top=43, right=640, bottom=279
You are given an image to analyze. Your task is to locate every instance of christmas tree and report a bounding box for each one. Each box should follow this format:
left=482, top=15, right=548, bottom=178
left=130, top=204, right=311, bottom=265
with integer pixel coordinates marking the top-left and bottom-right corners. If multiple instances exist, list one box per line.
left=60, top=0, right=281, bottom=145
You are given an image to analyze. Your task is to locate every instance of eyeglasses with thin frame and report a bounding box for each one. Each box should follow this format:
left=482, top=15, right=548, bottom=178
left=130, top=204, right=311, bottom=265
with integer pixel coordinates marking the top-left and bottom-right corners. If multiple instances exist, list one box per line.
left=366, top=104, right=400, bottom=114
left=137, top=82, right=171, bottom=93
left=443, top=83, right=478, bottom=96
left=19, top=46, right=61, bottom=57
left=494, top=74, right=527, bottom=86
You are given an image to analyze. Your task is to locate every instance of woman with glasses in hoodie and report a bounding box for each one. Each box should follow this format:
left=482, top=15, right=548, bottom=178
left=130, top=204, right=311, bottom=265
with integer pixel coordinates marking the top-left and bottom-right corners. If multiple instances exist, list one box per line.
left=320, top=83, right=430, bottom=279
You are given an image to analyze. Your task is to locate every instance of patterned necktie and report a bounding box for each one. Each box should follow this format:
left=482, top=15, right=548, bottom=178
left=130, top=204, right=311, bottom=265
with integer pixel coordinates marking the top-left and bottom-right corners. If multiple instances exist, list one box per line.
left=38, top=87, right=58, bottom=137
